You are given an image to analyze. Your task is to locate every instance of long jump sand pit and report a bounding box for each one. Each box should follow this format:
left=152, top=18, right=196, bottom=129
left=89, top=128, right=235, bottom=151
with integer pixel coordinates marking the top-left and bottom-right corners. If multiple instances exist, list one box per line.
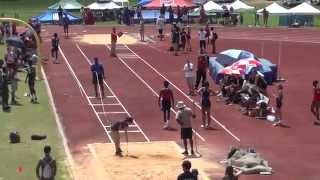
left=86, top=141, right=222, bottom=180
left=76, top=34, right=137, bottom=45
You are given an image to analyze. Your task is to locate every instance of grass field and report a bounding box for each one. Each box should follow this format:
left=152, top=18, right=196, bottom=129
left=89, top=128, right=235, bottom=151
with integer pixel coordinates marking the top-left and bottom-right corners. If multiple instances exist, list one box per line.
left=0, top=45, right=71, bottom=180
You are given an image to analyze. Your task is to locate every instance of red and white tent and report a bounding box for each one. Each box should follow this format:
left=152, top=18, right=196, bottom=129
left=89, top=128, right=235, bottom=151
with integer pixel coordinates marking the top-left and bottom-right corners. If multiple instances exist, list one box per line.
left=144, top=0, right=195, bottom=8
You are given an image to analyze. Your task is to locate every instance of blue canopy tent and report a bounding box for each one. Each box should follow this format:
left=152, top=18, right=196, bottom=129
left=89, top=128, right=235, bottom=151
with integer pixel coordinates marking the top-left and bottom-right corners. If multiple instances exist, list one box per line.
left=209, top=50, right=277, bottom=85
left=35, top=10, right=81, bottom=24
left=137, top=0, right=152, bottom=6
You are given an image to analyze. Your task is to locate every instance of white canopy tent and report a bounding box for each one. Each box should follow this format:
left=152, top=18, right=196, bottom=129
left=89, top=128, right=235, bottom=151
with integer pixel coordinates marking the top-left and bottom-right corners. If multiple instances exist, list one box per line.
left=288, top=2, right=320, bottom=15
left=87, top=1, right=121, bottom=10
left=193, top=0, right=223, bottom=12
left=257, top=2, right=289, bottom=15
left=112, top=0, right=129, bottom=7
left=226, top=0, right=254, bottom=12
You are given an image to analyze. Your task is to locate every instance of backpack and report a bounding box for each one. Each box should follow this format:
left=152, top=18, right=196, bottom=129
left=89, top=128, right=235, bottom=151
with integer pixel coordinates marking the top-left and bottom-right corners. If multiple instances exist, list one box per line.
left=9, top=131, right=20, bottom=143
left=41, top=158, right=55, bottom=179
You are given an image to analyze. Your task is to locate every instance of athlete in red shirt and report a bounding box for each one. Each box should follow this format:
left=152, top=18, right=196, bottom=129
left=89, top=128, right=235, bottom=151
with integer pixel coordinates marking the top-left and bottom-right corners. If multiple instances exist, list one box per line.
left=195, top=53, right=208, bottom=89
left=311, top=80, right=320, bottom=121
left=158, top=81, right=174, bottom=129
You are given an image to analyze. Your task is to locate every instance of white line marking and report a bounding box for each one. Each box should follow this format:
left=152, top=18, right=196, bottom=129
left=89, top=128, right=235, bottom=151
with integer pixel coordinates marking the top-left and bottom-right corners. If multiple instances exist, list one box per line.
left=97, top=112, right=127, bottom=114
left=59, top=47, right=113, bottom=143
left=88, top=96, right=115, bottom=98
left=42, top=68, right=76, bottom=180
left=105, top=44, right=206, bottom=142
left=124, top=44, right=241, bottom=142
left=91, top=103, right=121, bottom=106
left=76, top=44, right=151, bottom=143
left=105, top=124, right=138, bottom=128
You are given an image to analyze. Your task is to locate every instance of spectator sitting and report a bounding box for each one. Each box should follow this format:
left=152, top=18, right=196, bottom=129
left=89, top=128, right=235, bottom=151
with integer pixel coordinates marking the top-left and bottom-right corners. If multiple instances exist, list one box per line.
left=222, top=166, right=241, bottom=180
left=177, top=160, right=197, bottom=180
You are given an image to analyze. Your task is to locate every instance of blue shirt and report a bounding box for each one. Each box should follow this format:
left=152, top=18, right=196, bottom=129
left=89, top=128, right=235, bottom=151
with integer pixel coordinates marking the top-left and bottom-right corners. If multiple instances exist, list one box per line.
left=91, top=63, right=104, bottom=77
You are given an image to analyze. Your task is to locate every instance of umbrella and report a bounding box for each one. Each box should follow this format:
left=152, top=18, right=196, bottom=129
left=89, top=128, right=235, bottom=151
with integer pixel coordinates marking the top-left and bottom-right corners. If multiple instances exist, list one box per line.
left=6, top=36, right=25, bottom=48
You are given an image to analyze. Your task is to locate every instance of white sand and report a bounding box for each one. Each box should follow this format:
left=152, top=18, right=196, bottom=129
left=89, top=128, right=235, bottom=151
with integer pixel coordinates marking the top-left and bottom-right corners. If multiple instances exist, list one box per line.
left=76, top=34, right=137, bottom=45
left=73, top=141, right=222, bottom=180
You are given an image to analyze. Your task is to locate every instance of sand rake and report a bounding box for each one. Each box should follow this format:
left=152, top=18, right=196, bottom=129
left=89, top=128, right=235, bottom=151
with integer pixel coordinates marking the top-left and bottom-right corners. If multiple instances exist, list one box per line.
left=125, top=131, right=138, bottom=159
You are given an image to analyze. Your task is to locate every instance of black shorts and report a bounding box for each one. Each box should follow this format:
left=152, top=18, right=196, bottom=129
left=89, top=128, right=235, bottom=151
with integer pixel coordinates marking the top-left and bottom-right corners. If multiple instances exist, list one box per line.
left=159, top=29, right=163, bottom=35
left=92, top=75, right=103, bottom=85
left=201, top=100, right=211, bottom=108
left=161, top=101, right=171, bottom=111
left=181, top=128, right=193, bottom=139
left=200, top=40, right=206, bottom=49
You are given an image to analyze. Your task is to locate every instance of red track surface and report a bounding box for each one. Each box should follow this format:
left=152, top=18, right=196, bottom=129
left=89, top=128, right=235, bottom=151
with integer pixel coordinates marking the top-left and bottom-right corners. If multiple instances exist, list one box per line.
left=42, top=25, right=320, bottom=179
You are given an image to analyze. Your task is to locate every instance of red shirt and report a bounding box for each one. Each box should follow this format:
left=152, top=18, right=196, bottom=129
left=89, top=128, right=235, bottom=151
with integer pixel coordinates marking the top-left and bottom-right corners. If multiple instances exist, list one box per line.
left=314, top=88, right=320, bottom=101
left=111, top=32, right=117, bottom=43
left=159, top=88, right=174, bottom=103
left=197, top=56, right=208, bottom=72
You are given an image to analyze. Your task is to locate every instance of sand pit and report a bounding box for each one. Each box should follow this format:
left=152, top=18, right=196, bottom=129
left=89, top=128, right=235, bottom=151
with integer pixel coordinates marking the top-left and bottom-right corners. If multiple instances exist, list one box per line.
left=84, top=141, right=222, bottom=180
left=76, top=34, right=137, bottom=45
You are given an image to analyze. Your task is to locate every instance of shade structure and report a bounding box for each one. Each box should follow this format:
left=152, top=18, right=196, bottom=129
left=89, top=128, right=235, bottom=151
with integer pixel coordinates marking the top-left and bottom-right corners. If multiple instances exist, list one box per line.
left=257, top=2, right=289, bottom=15
left=48, top=0, right=84, bottom=10
left=143, top=0, right=195, bottom=8
left=35, top=10, right=81, bottom=24
left=288, top=2, right=320, bottom=15
left=87, top=1, right=121, bottom=10
left=226, top=0, right=254, bottom=12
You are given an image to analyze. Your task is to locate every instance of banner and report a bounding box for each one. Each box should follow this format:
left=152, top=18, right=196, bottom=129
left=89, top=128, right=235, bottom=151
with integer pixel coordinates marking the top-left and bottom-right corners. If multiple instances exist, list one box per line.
left=160, top=0, right=174, bottom=6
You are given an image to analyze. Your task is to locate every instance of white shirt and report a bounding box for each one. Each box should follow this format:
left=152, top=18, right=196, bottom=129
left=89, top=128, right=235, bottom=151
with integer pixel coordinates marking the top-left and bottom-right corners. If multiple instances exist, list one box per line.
left=183, top=63, right=194, bottom=78
left=156, top=17, right=165, bottom=30
left=198, top=30, right=206, bottom=41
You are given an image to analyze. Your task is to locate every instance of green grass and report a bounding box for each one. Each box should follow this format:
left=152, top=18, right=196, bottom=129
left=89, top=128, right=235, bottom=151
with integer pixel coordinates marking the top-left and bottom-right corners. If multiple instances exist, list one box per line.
left=0, top=45, right=71, bottom=180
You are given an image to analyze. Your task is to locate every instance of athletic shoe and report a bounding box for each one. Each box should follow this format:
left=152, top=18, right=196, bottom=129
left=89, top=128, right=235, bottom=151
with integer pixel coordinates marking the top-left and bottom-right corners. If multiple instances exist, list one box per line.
left=201, top=124, right=205, bottom=128
left=182, top=151, right=188, bottom=156
left=191, top=150, right=195, bottom=155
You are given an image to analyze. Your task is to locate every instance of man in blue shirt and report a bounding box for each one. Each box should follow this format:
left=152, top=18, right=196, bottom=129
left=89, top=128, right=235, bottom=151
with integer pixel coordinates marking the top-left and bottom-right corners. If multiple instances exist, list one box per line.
left=90, top=57, right=105, bottom=98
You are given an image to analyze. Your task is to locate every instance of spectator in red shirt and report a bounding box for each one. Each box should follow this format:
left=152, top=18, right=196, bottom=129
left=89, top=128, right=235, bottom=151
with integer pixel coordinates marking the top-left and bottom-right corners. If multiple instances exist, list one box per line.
left=110, top=27, right=118, bottom=57
left=11, top=22, right=17, bottom=36
left=311, top=80, right=320, bottom=122
left=158, top=80, right=175, bottom=129
left=195, top=53, right=208, bottom=90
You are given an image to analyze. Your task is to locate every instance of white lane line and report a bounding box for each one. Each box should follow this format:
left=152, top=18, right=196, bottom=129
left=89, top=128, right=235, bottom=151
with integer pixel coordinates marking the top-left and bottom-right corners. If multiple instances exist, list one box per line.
left=220, top=36, right=320, bottom=44
left=88, top=96, right=115, bottom=98
left=59, top=47, right=113, bottom=143
left=91, top=103, right=121, bottom=106
left=105, top=44, right=206, bottom=142
left=97, top=112, right=127, bottom=114
left=123, top=44, right=240, bottom=142
left=76, top=44, right=151, bottom=143
left=105, top=124, right=138, bottom=128
left=42, top=68, right=76, bottom=180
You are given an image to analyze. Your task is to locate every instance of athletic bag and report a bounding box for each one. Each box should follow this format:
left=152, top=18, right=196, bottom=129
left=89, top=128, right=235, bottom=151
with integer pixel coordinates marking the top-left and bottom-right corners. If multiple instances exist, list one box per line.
left=9, top=131, right=20, bottom=143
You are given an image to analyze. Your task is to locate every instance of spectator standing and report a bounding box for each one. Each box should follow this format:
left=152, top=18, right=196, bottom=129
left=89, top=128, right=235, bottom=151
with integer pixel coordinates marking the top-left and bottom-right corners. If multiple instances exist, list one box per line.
left=62, top=15, right=70, bottom=38
left=199, top=5, right=206, bottom=24
left=198, top=81, right=216, bottom=128
left=183, top=60, right=195, bottom=96
left=156, top=15, right=165, bottom=41
left=180, top=27, right=187, bottom=52
left=172, top=27, right=180, bottom=56
left=273, top=84, right=283, bottom=126
left=262, top=8, right=269, bottom=27
left=169, top=6, right=174, bottom=24
left=51, top=33, right=59, bottom=64
left=177, top=160, right=197, bottom=180
left=158, top=80, right=175, bottom=129
left=209, top=27, right=218, bottom=54
left=110, top=117, right=134, bottom=156
left=57, top=5, right=63, bottom=25
left=36, top=145, right=57, bottom=180
left=110, top=27, right=122, bottom=57
left=176, top=101, right=196, bottom=156
left=198, top=28, right=206, bottom=52
left=25, top=61, right=37, bottom=103
left=90, top=57, right=105, bottom=98
left=139, top=19, right=145, bottom=42
left=205, top=24, right=210, bottom=44
left=130, top=8, right=135, bottom=25
left=160, top=4, right=166, bottom=16
left=186, top=26, right=192, bottom=52
left=195, top=53, right=208, bottom=89
left=0, top=64, right=10, bottom=112
left=0, top=23, right=4, bottom=44
left=177, top=5, right=182, bottom=23
left=311, top=80, right=320, bottom=122
left=137, top=5, right=142, bottom=20
left=255, top=11, right=260, bottom=26
left=11, top=22, right=17, bottom=36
